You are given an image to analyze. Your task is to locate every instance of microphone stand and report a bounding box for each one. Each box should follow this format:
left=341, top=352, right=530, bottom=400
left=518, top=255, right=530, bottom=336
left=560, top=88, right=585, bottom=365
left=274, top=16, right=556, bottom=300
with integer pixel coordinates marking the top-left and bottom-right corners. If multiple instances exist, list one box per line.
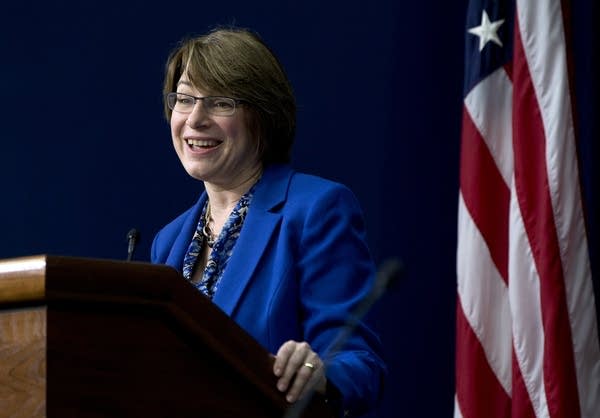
left=283, top=257, right=404, bottom=418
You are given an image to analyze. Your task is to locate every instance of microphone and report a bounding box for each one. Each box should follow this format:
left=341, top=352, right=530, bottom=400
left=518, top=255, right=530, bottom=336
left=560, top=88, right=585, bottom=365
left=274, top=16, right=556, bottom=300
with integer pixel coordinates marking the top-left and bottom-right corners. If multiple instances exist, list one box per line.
left=283, top=257, right=404, bottom=418
left=126, top=228, right=140, bottom=262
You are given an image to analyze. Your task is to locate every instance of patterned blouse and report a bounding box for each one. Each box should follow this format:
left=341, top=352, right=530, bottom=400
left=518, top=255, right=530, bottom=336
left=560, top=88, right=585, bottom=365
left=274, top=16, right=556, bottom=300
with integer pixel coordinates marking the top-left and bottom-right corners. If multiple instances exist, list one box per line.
left=181, top=183, right=257, bottom=299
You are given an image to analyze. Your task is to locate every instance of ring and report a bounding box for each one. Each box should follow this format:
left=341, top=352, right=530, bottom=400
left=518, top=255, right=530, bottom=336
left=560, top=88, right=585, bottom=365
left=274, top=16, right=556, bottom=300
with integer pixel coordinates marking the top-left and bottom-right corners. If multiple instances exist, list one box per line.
left=303, top=362, right=315, bottom=370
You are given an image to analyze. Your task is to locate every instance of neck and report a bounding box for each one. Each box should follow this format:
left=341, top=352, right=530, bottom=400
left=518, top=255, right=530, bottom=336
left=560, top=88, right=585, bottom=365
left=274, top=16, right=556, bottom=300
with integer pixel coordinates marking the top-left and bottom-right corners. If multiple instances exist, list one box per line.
left=204, top=166, right=261, bottom=222
left=204, top=166, right=262, bottom=214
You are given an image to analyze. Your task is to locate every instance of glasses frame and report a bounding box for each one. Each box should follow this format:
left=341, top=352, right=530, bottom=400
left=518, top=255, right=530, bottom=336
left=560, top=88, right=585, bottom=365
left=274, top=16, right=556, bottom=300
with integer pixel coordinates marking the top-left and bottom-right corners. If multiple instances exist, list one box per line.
left=166, top=92, right=245, bottom=116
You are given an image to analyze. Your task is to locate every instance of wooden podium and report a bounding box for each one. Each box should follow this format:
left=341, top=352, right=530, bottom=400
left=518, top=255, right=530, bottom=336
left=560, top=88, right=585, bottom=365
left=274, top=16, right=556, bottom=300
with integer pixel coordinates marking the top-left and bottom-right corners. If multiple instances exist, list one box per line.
left=0, top=255, right=334, bottom=418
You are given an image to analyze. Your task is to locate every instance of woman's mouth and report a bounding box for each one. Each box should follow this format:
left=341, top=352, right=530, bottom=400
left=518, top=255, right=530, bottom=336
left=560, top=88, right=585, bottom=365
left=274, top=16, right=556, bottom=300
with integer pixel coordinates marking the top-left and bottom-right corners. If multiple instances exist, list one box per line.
left=186, top=138, right=222, bottom=149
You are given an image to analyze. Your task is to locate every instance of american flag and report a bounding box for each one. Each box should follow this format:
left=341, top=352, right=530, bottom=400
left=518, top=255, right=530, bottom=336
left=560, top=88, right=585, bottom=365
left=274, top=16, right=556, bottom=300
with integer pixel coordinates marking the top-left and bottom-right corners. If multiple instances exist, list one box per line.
left=455, top=0, right=600, bottom=417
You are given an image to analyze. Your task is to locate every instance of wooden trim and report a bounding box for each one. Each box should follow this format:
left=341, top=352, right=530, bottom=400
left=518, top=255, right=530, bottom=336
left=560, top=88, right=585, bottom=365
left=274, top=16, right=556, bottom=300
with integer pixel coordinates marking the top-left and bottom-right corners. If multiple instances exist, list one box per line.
left=0, top=256, right=46, bottom=305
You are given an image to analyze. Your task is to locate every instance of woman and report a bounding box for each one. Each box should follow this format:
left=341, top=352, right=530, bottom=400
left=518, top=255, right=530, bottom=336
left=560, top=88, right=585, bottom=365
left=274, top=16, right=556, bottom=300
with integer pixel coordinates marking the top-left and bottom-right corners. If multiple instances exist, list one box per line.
left=151, top=27, right=385, bottom=417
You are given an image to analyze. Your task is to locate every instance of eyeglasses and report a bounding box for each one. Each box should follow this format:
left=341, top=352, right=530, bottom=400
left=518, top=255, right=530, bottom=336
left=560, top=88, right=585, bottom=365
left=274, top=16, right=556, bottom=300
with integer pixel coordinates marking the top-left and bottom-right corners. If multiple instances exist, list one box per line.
left=166, top=92, right=244, bottom=116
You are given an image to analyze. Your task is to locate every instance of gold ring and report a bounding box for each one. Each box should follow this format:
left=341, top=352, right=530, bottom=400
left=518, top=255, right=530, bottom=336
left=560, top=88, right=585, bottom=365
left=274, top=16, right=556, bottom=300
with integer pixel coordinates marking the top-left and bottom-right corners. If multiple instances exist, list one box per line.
left=303, top=362, right=315, bottom=370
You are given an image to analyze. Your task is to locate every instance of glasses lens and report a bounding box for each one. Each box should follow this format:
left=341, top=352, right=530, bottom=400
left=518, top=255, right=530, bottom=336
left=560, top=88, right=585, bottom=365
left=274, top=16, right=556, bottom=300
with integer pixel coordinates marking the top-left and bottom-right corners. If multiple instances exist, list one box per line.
left=167, top=93, right=193, bottom=112
left=205, top=97, right=236, bottom=115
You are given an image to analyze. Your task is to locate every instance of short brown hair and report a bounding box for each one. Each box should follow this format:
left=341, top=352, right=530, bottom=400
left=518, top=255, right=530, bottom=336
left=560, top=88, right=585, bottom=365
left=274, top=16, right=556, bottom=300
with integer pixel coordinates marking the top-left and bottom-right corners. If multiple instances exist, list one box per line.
left=163, top=27, right=296, bottom=164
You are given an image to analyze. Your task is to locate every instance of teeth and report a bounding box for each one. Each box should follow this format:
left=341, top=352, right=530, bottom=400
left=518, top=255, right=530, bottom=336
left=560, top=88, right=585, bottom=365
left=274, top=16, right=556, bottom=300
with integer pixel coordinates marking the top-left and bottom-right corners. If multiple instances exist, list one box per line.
left=187, top=139, right=219, bottom=147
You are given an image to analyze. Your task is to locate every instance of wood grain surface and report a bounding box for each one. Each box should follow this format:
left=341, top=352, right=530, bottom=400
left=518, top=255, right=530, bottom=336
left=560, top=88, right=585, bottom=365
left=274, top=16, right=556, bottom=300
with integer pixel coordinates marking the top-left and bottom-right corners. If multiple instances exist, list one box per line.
left=0, top=307, right=46, bottom=418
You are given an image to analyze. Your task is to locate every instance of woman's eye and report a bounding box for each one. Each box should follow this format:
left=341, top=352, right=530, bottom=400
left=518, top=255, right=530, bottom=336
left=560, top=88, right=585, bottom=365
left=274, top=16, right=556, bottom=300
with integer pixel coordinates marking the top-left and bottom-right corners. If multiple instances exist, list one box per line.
left=178, top=97, right=194, bottom=105
left=212, top=99, right=234, bottom=109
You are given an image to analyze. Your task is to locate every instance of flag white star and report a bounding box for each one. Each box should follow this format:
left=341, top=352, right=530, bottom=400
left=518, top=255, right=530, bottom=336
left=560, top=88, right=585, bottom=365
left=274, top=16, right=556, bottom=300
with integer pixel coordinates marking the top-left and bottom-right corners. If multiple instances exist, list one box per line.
left=468, top=10, right=505, bottom=51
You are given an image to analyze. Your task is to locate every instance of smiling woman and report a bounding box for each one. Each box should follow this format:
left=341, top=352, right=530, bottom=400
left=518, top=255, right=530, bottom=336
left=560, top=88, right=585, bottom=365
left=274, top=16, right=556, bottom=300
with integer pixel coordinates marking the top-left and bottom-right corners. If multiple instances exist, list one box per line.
left=151, top=27, right=387, bottom=417
left=162, top=28, right=296, bottom=166
left=168, top=75, right=262, bottom=189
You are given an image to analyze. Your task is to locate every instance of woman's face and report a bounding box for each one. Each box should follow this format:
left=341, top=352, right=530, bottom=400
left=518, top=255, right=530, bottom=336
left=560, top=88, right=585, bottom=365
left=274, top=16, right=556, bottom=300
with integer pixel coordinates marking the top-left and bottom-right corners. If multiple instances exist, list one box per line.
left=170, top=76, right=261, bottom=189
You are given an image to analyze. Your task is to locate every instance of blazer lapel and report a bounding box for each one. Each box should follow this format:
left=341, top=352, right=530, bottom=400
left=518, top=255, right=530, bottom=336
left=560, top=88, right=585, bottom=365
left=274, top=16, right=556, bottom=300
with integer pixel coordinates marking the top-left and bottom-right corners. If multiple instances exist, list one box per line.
left=165, top=193, right=207, bottom=271
left=213, top=165, right=293, bottom=316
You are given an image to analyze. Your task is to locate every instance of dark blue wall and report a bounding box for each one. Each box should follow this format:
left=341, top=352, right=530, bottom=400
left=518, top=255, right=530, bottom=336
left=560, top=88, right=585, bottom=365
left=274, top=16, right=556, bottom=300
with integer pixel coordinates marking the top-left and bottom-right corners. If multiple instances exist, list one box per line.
left=1, top=1, right=596, bottom=417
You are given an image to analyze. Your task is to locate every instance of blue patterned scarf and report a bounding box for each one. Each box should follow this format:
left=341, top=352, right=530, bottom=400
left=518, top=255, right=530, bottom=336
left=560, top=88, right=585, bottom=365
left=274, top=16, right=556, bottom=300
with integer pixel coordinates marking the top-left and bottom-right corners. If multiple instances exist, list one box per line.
left=182, top=184, right=257, bottom=299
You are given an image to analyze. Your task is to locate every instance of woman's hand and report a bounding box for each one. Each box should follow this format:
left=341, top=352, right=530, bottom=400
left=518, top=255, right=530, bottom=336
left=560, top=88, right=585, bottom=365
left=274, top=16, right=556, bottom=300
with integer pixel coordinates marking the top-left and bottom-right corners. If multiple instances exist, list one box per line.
left=273, top=340, right=327, bottom=403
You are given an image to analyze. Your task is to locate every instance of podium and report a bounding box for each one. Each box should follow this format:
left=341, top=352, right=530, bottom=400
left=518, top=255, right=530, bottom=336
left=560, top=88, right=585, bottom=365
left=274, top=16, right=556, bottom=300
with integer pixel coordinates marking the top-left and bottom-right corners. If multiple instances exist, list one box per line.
left=0, top=255, right=334, bottom=418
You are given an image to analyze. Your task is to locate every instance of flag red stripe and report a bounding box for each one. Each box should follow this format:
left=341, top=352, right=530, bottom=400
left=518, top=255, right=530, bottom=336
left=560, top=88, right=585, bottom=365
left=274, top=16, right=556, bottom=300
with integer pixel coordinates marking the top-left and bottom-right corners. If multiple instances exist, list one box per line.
left=460, top=108, right=510, bottom=283
left=455, top=298, right=511, bottom=418
left=511, top=350, right=536, bottom=418
left=512, top=12, right=581, bottom=417
left=503, top=63, right=513, bottom=83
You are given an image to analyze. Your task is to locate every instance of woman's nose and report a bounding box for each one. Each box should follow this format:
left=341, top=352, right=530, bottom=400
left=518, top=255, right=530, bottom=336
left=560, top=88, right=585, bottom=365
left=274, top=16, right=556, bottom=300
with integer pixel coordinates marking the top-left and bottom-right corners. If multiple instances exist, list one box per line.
left=186, top=101, right=210, bottom=128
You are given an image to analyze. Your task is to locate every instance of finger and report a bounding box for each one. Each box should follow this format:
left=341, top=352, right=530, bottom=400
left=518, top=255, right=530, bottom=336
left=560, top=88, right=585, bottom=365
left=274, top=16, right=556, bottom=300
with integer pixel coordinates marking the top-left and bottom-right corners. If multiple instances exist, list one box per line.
left=299, top=363, right=327, bottom=399
left=273, top=340, right=296, bottom=377
left=280, top=341, right=310, bottom=382
left=285, top=353, right=321, bottom=403
left=277, top=342, right=311, bottom=394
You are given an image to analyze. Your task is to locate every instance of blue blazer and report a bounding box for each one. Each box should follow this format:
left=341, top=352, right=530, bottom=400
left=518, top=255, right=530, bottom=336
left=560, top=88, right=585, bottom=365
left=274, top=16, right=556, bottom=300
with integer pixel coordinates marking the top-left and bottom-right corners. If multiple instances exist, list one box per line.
left=151, top=164, right=386, bottom=416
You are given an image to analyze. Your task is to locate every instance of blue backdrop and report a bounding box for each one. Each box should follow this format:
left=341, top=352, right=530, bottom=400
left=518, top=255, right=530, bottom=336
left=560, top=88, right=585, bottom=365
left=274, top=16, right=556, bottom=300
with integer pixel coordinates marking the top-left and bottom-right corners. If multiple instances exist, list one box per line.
left=1, top=1, right=596, bottom=417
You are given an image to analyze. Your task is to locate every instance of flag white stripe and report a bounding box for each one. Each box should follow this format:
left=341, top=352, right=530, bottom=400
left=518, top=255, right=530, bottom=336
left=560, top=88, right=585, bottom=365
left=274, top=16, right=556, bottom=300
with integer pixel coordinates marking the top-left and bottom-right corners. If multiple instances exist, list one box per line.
left=454, top=395, right=465, bottom=418
left=508, top=177, right=550, bottom=418
left=464, top=68, right=514, bottom=187
left=457, top=192, right=512, bottom=395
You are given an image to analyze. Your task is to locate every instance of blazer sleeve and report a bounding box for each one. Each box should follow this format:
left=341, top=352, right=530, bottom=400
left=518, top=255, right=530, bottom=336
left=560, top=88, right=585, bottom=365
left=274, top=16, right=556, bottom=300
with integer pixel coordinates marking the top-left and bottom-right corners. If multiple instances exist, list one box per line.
left=295, top=182, right=386, bottom=416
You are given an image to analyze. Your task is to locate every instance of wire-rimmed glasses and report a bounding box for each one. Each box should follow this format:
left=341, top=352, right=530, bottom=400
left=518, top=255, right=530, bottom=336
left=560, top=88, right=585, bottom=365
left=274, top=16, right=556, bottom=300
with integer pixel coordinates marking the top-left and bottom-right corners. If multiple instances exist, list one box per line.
left=166, top=92, right=245, bottom=116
